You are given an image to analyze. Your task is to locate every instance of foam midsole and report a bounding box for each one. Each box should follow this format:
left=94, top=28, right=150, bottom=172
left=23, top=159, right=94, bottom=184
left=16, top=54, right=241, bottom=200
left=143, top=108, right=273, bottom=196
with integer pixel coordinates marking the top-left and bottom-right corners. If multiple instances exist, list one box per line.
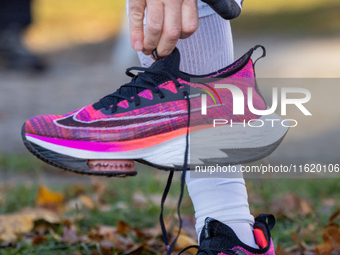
left=26, top=113, right=289, bottom=167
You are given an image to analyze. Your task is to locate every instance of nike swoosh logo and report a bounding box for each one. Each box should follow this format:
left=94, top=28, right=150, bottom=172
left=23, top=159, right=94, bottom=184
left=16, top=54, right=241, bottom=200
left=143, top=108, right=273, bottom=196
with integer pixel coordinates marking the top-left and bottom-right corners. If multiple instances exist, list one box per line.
left=54, top=109, right=187, bottom=129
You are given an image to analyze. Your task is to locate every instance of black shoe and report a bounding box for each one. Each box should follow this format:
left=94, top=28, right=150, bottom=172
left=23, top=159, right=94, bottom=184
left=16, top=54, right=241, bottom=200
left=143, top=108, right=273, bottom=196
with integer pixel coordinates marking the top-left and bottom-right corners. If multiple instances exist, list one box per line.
left=179, top=214, right=276, bottom=255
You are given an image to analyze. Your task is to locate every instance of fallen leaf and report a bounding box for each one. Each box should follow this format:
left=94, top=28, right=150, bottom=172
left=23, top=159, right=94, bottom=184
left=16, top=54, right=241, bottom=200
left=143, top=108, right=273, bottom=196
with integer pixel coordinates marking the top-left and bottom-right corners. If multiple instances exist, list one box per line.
left=316, top=232, right=334, bottom=255
left=171, top=225, right=198, bottom=254
left=32, top=235, right=47, bottom=244
left=98, top=225, right=116, bottom=236
left=93, top=225, right=116, bottom=242
left=117, top=221, right=130, bottom=236
left=0, top=206, right=61, bottom=243
left=275, top=244, right=290, bottom=255
left=272, top=193, right=312, bottom=218
left=62, top=223, right=78, bottom=244
left=21, top=208, right=60, bottom=224
left=0, top=213, right=33, bottom=242
left=124, top=243, right=143, bottom=255
left=291, top=232, right=300, bottom=244
left=36, top=186, right=64, bottom=212
left=113, top=234, right=136, bottom=251
left=174, top=233, right=198, bottom=254
left=100, top=240, right=114, bottom=254
left=325, top=225, right=340, bottom=250
left=329, top=209, right=340, bottom=224
left=79, top=195, right=94, bottom=209
left=300, top=199, right=313, bottom=216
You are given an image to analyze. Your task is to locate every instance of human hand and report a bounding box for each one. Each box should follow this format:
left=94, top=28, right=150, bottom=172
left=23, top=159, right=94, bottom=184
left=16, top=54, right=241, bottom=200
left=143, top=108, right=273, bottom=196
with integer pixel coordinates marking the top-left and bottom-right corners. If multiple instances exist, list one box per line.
left=129, top=0, right=199, bottom=58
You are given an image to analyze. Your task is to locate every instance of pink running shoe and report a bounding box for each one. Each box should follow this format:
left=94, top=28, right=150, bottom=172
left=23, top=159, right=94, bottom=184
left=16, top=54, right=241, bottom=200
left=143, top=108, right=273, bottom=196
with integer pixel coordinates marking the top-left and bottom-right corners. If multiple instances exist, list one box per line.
left=22, top=46, right=288, bottom=176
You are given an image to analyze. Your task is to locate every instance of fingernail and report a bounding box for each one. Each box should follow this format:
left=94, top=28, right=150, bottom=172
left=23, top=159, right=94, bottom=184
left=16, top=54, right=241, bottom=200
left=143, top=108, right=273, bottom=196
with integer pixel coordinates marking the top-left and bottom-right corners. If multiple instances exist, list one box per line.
left=134, top=41, right=143, bottom=51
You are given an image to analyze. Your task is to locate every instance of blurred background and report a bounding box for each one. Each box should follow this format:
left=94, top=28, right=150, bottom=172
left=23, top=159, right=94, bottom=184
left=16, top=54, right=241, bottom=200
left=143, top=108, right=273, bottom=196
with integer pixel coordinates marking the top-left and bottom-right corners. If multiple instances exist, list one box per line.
left=0, top=0, right=340, bottom=254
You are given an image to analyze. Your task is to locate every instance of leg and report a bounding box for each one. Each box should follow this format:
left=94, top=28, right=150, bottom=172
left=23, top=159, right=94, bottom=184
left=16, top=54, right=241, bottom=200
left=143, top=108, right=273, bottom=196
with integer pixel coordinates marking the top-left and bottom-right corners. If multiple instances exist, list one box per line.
left=137, top=13, right=258, bottom=248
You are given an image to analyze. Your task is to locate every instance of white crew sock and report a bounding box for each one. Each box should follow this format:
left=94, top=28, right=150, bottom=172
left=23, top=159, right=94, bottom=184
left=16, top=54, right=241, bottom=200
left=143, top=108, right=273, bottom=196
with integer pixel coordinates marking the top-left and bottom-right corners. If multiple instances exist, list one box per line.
left=136, top=13, right=258, bottom=249
left=137, top=13, right=234, bottom=75
left=186, top=170, right=257, bottom=248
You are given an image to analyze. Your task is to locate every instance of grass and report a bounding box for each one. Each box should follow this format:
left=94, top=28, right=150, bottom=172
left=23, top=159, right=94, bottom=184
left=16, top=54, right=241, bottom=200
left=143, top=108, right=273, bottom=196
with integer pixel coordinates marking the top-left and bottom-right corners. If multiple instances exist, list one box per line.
left=0, top=160, right=194, bottom=254
left=248, top=178, right=340, bottom=248
left=1, top=153, right=340, bottom=254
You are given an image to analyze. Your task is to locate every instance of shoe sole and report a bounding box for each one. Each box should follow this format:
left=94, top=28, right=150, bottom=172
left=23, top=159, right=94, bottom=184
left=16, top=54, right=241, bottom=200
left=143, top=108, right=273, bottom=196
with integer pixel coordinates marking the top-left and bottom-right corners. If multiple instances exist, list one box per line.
left=22, top=113, right=289, bottom=176
left=21, top=125, right=137, bottom=177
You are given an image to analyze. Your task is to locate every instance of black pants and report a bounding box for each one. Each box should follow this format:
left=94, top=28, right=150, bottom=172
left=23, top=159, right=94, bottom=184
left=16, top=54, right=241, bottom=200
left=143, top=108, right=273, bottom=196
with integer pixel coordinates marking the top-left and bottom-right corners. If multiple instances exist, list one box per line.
left=0, top=0, right=32, bottom=30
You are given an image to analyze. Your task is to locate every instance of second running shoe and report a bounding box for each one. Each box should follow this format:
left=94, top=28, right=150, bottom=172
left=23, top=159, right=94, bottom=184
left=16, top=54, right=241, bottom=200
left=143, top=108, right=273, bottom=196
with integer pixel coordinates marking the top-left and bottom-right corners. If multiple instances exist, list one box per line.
left=22, top=46, right=289, bottom=176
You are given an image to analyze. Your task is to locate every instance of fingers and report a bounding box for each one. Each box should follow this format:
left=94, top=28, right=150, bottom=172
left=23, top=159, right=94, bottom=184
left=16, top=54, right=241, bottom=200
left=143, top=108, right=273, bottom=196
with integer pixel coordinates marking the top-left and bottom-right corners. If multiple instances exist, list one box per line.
left=156, top=0, right=183, bottom=57
left=130, top=0, right=199, bottom=57
left=180, top=0, right=199, bottom=39
left=129, top=0, right=146, bottom=51
left=143, top=0, right=164, bottom=55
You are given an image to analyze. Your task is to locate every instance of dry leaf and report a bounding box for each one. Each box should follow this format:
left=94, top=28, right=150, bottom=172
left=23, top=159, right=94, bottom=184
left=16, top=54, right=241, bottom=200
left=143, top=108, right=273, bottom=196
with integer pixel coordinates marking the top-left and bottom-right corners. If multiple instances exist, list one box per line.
left=315, top=225, right=340, bottom=255
left=32, top=235, right=47, bottom=244
left=62, top=224, right=78, bottom=244
left=36, top=186, right=64, bottom=211
left=172, top=225, right=198, bottom=254
left=99, top=204, right=112, bottom=212
left=21, top=208, right=60, bottom=224
left=117, top=221, right=130, bottom=236
left=174, top=233, right=198, bottom=254
left=100, top=240, right=114, bottom=255
left=124, top=243, right=143, bottom=255
left=325, top=225, right=340, bottom=250
left=329, top=209, right=340, bottom=224
left=316, top=233, right=334, bottom=255
left=79, top=195, right=94, bottom=209
left=291, top=232, right=300, bottom=244
left=95, top=225, right=116, bottom=241
left=275, top=244, right=290, bottom=255
left=0, top=213, right=33, bottom=242
left=98, top=225, right=116, bottom=236
left=273, top=193, right=312, bottom=218
left=0, top=207, right=60, bottom=243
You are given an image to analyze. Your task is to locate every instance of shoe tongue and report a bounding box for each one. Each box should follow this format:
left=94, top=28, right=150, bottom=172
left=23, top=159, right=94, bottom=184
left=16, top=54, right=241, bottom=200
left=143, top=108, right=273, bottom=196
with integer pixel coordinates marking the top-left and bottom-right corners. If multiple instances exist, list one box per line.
left=148, top=47, right=181, bottom=74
